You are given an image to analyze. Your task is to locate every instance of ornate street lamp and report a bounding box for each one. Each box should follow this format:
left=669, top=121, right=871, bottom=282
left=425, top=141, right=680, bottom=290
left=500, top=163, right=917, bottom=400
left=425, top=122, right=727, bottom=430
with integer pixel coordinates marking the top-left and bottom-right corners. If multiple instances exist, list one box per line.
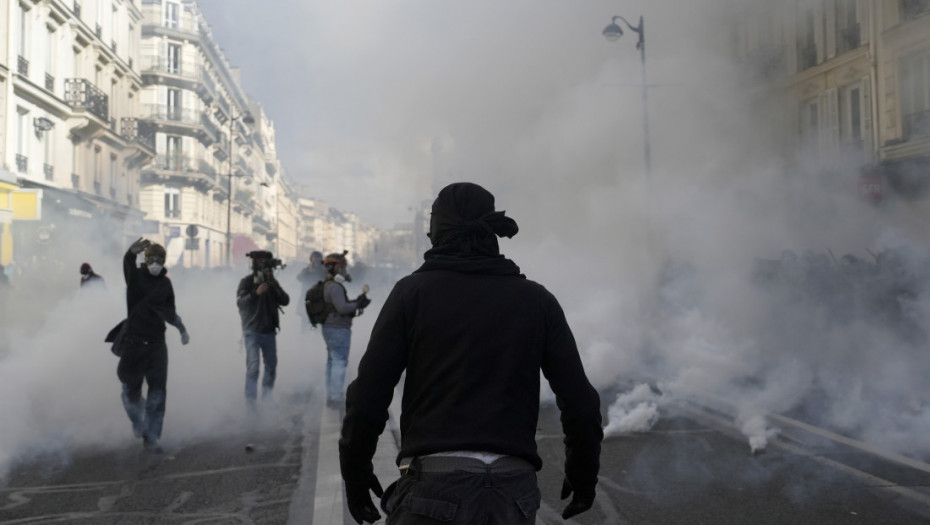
left=603, top=15, right=651, bottom=180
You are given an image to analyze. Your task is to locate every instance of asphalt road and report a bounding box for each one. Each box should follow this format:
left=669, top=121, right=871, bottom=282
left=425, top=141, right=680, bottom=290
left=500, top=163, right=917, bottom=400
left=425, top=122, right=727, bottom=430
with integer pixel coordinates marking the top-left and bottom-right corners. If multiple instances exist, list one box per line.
left=2, top=388, right=930, bottom=524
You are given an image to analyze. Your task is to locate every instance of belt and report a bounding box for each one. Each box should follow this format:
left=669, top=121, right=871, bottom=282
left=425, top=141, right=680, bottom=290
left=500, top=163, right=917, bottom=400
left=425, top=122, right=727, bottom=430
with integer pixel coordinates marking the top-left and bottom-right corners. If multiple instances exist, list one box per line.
left=399, top=455, right=534, bottom=475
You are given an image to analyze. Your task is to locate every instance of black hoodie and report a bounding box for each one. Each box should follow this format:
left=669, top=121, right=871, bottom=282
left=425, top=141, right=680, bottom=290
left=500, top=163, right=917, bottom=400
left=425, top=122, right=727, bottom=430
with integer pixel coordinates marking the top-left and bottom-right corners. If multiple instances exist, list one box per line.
left=340, top=182, right=602, bottom=495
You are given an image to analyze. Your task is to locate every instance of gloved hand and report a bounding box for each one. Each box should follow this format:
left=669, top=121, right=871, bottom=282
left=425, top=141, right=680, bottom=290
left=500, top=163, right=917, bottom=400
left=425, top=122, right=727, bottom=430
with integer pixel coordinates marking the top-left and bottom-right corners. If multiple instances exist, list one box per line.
left=180, top=331, right=190, bottom=345
left=129, top=237, right=151, bottom=255
left=345, top=472, right=383, bottom=524
left=355, top=294, right=371, bottom=309
left=560, top=478, right=595, bottom=519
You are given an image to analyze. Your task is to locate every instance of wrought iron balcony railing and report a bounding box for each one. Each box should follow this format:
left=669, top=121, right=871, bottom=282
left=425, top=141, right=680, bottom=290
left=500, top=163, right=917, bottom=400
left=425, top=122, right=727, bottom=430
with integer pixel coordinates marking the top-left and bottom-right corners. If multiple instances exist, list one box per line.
left=141, top=57, right=199, bottom=78
left=121, top=117, right=156, bottom=151
left=17, top=55, right=29, bottom=76
left=837, top=23, right=861, bottom=55
left=798, top=44, right=817, bottom=71
left=144, top=103, right=200, bottom=125
left=903, top=109, right=930, bottom=139
left=64, top=78, right=109, bottom=121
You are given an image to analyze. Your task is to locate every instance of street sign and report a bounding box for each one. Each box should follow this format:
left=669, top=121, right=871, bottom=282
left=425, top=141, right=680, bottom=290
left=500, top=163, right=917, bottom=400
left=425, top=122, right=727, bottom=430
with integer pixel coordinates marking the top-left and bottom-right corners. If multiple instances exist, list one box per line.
left=186, top=224, right=199, bottom=237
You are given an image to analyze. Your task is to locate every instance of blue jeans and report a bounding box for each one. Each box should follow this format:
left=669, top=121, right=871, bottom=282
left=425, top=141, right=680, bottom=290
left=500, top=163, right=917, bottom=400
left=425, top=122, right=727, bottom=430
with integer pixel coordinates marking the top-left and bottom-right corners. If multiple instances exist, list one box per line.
left=244, top=330, right=278, bottom=403
left=321, top=326, right=351, bottom=402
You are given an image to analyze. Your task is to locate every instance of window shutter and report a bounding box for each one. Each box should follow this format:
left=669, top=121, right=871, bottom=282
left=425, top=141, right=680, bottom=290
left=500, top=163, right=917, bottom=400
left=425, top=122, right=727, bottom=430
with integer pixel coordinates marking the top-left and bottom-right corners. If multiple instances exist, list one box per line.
left=827, top=87, right=839, bottom=154
left=826, top=0, right=837, bottom=59
left=861, top=75, right=873, bottom=162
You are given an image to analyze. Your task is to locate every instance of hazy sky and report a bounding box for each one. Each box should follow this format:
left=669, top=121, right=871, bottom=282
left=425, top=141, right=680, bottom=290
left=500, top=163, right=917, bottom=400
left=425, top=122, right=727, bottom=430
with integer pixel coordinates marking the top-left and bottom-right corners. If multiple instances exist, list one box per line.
left=194, top=0, right=726, bottom=229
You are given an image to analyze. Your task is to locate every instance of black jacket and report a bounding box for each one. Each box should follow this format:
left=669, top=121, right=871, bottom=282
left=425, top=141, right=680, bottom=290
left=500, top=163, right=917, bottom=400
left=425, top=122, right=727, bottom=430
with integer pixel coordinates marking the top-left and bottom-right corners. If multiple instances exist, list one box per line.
left=123, top=249, right=183, bottom=341
left=237, top=272, right=290, bottom=334
left=340, top=254, right=602, bottom=492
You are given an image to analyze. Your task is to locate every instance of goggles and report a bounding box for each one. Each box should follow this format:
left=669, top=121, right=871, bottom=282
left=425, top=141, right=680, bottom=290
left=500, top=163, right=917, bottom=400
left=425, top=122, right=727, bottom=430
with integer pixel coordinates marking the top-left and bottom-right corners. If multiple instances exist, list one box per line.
left=145, top=256, right=166, bottom=265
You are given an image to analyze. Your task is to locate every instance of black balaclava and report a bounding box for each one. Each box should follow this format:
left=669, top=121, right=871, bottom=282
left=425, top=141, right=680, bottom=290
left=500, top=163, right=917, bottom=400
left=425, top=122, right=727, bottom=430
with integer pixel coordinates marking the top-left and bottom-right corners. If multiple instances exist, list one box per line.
left=425, top=182, right=519, bottom=259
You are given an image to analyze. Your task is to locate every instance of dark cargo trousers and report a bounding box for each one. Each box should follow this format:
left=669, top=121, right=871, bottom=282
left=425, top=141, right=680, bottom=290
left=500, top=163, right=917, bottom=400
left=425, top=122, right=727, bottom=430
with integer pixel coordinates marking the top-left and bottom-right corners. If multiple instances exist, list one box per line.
left=117, top=338, right=168, bottom=442
left=381, top=456, right=541, bottom=524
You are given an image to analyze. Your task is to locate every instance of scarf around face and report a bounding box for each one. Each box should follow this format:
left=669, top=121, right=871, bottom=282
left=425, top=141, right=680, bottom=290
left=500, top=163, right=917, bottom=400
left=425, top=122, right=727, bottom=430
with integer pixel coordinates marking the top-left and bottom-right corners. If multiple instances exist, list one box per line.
left=418, top=182, right=523, bottom=277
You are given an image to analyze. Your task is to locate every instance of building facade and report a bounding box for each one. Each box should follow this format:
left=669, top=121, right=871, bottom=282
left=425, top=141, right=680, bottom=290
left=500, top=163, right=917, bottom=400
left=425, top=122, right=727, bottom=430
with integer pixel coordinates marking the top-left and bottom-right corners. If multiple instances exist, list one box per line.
left=733, top=0, right=930, bottom=228
left=3, top=0, right=153, bottom=269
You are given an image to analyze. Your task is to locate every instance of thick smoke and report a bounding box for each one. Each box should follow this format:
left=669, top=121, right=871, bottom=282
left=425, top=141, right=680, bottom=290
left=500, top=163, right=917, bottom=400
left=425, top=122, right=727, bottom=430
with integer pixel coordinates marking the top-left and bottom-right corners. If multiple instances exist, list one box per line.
left=3, top=0, right=929, bottom=483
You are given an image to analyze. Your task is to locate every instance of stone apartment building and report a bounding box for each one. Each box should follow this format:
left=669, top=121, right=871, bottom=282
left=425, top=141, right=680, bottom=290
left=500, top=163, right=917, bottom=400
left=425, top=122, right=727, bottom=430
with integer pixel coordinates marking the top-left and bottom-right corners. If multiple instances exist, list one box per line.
left=733, top=0, right=930, bottom=232
left=2, top=0, right=153, bottom=266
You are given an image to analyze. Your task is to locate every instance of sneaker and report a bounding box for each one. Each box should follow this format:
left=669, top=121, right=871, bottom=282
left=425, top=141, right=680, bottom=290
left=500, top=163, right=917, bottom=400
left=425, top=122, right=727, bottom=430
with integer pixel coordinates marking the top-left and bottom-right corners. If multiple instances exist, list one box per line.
left=143, top=436, right=163, bottom=454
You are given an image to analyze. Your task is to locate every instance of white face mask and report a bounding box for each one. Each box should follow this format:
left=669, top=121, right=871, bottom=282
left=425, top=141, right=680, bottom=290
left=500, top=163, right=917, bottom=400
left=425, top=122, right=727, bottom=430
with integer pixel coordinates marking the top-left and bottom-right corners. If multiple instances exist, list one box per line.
left=147, top=263, right=164, bottom=276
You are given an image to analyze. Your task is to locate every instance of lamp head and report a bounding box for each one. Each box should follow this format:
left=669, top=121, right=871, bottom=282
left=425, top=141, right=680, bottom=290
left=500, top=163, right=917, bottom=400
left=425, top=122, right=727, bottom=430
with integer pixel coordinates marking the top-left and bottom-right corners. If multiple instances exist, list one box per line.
left=603, top=22, right=623, bottom=42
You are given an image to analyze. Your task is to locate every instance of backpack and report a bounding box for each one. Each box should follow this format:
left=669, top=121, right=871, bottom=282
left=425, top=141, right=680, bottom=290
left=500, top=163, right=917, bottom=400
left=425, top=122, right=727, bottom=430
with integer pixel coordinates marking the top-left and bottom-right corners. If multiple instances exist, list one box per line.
left=305, top=280, right=332, bottom=327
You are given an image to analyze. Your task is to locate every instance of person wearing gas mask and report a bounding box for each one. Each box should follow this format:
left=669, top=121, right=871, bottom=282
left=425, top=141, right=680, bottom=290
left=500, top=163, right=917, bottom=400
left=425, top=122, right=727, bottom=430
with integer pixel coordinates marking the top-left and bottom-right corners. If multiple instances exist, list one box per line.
left=117, top=238, right=190, bottom=453
left=237, top=250, right=290, bottom=407
left=321, top=251, right=370, bottom=408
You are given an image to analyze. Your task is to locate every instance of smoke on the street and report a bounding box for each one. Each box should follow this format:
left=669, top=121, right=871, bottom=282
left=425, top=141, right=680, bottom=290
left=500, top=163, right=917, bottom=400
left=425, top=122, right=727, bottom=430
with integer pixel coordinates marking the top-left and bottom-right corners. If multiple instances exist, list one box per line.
left=2, top=0, right=929, bottom=485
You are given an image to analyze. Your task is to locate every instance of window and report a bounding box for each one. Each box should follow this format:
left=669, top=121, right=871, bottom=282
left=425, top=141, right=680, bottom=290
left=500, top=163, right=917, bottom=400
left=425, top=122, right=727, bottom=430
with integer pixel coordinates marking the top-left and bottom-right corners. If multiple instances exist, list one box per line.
left=900, top=51, right=930, bottom=138
left=164, top=1, right=179, bottom=29
left=165, top=188, right=180, bottom=218
left=167, top=88, right=181, bottom=120
left=836, top=0, right=860, bottom=55
left=797, top=8, right=817, bottom=70
left=166, top=43, right=180, bottom=74
left=166, top=135, right=181, bottom=170
left=800, top=98, right=820, bottom=150
left=109, top=154, right=117, bottom=192
left=840, top=84, right=863, bottom=150
left=16, top=108, right=28, bottom=156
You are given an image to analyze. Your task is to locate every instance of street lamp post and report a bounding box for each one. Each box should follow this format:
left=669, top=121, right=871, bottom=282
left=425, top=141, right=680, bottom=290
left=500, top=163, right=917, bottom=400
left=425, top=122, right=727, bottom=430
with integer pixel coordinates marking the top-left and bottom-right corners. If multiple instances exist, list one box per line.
left=603, top=15, right=651, bottom=179
left=225, top=111, right=254, bottom=267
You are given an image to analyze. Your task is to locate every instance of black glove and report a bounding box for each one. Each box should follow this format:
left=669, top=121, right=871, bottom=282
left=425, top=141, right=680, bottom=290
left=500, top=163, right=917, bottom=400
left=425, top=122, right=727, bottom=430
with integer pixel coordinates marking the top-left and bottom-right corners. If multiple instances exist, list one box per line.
left=355, top=294, right=371, bottom=309
left=560, top=478, right=595, bottom=519
left=129, top=237, right=151, bottom=255
left=345, top=472, right=384, bottom=524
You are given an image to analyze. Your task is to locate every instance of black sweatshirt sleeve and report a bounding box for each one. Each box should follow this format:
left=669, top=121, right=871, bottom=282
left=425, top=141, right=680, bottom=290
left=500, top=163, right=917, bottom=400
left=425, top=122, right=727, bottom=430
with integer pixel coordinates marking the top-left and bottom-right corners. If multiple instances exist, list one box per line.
left=339, top=286, right=408, bottom=484
left=540, top=295, right=603, bottom=494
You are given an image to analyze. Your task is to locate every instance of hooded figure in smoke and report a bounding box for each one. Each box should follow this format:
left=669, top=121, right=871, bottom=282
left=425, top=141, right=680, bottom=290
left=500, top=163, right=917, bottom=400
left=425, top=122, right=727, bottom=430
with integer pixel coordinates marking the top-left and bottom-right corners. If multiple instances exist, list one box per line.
left=79, top=262, right=105, bottom=290
left=339, top=182, right=603, bottom=524
left=113, top=238, right=190, bottom=453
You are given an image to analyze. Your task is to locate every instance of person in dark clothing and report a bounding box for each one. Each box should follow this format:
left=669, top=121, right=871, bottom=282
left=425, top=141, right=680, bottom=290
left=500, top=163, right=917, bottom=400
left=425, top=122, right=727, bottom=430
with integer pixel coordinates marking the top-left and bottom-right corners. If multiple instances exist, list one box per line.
left=321, top=251, right=370, bottom=407
left=237, top=250, right=290, bottom=406
left=80, top=262, right=106, bottom=289
left=117, top=238, right=190, bottom=452
left=339, top=182, right=603, bottom=524
left=297, top=250, right=326, bottom=330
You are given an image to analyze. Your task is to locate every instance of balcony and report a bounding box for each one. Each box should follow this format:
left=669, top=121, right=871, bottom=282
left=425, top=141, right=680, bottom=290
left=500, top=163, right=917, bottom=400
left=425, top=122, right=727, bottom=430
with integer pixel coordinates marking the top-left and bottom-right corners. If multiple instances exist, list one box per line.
left=121, top=117, right=157, bottom=153
left=837, top=24, right=861, bottom=55
left=45, top=73, right=55, bottom=91
left=144, top=154, right=219, bottom=190
left=798, top=44, right=817, bottom=71
left=44, top=163, right=54, bottom=181
left=16, top=155, right=27, bottom=174
left=17, top=55, right=29, bottom=77
left=200, top=112, right=219, bottom=144
left=902, top=0, right=930, bottom=21
left=903, top=110, right=930, bottom=139
left=64, top=78, right=109, bottom=122
left=143, top=104, right=215, bottom=147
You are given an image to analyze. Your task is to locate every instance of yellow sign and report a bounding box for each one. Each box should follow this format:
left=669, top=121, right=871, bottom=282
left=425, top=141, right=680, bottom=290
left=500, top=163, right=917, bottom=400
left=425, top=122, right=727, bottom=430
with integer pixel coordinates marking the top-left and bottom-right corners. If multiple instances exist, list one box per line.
left=12, top=189, right=43, bottom=220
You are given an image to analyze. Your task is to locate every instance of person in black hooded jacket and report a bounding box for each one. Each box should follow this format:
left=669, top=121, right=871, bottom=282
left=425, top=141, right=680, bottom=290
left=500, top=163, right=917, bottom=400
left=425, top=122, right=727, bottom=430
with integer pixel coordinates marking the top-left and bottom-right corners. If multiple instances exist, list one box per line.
left=117, top=238, right=190, bottom=452
left=339, top=182, right=603, bottom=524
